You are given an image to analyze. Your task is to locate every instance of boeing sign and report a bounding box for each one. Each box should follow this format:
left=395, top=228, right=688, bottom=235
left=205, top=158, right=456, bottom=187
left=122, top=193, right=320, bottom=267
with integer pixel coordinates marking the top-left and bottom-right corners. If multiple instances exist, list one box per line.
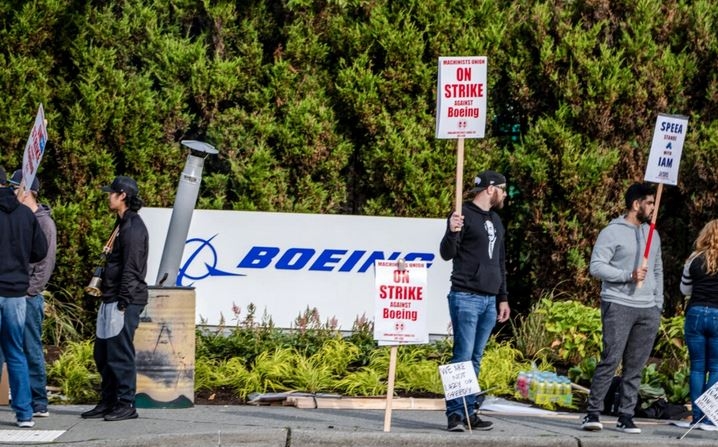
left=141, top=208, right=452, bottom=335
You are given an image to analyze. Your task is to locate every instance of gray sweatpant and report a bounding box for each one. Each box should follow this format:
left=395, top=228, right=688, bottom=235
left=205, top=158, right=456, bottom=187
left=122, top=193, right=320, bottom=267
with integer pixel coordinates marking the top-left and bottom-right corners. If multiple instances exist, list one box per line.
left=587, top=301, right=661, bottom=416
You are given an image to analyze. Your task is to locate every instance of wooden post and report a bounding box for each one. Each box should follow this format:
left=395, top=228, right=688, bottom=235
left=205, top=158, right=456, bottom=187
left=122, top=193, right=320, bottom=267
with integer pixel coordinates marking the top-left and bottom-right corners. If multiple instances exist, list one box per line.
left=637, top=183, right=663, bottom=288
left=0, top=363, right=9, bottom=405
left=454, top=137, right=465, bottom=215
left=383, top=345, right=398, bottom=432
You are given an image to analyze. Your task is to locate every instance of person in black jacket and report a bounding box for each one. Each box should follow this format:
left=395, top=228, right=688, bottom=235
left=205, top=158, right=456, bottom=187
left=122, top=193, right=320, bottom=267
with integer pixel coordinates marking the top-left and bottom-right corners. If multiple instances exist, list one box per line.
left=0, top=166, right=47, bottom=428
left=81, top=175, right=148, bottom=422
left=439, top=170, right=510, bottom=432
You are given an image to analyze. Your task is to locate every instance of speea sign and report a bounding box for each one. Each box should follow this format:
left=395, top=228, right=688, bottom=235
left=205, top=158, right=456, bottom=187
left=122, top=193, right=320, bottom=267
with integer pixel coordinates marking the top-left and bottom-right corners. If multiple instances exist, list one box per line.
left=140, top=208, right=452, bottom=335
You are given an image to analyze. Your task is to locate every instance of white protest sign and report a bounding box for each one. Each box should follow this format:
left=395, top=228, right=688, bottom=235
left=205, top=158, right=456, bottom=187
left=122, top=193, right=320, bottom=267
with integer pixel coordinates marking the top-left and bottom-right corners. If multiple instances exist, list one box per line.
left=644, top=113, right=688, bottom=185
left=695, top=380, right=718, bottom=424
left=21, top=104, right=48, bottom=192
left=439, top=361, right=480, bottom=401
left=373, top=260, right=428, bottom=344
left=435, top=56, right=487, bottom=139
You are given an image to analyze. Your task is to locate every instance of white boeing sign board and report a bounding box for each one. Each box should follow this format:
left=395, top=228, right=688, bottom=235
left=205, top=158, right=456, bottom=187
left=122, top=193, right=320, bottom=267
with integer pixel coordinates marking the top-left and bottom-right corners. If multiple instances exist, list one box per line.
left=435, top=56, right=487, bottom=139
left=644, top=113, right=688, bottom=185
left=140, top=208, right=452, bottom=334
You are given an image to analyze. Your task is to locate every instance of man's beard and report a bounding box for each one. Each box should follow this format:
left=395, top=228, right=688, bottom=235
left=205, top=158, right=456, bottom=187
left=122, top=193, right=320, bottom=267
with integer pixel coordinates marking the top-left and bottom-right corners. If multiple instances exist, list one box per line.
left=638, top=209, right=652, bottom=223
left=491, top=192, right=505, bottom=209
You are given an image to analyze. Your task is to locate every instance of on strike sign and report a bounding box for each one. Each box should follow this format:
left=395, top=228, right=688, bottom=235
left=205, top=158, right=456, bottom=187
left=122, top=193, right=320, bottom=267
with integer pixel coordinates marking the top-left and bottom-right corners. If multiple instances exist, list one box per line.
left=435, top=56, right=487, bottom=139
left=373, top=260, right=428, bottom=345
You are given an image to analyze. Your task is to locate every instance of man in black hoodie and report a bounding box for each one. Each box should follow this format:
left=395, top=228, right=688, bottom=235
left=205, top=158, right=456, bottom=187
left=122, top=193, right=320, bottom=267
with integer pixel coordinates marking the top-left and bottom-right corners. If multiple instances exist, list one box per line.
left=439, top=170, right=510, bottom=432
left=0, top=166, right=48, bottom=427
left=81, top=175, right=148, bottom=422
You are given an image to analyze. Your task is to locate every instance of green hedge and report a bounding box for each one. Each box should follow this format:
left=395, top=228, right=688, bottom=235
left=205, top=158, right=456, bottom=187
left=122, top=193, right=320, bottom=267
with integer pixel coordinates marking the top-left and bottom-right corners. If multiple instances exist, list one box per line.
left=2, top=0, right=718, bottom=332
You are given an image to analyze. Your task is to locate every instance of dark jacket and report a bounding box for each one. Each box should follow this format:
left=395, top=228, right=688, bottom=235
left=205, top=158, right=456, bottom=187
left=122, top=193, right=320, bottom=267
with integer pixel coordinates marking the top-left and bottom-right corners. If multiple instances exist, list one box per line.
left=681, top=253, right=718, bottom=309
left=439, top=201, right=508, bottom=302
left=0, top=187, right=48, bottom=297
left=101, top=210, right=148, bottom=307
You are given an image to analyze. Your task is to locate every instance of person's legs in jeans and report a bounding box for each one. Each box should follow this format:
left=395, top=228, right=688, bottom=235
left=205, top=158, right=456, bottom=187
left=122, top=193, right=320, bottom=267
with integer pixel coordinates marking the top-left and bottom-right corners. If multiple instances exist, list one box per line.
left=685, top=306, right=708, bottom=423
left=619, top=306, right=660, bottom=416
left=445, top=292, right=496, bottom=417
left=704, top=307, right=718, bottom=425
left=471, top=295, right=497, bottom=410
left=586, top=302, right=634, bottom=414
left=24, top=294, right=48, bottom=413
left=0, top=296, right=33, bottom=422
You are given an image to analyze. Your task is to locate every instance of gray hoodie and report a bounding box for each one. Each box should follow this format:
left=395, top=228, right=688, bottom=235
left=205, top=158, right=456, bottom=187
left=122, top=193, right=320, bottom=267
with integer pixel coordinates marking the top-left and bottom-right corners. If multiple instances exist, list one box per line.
left=589, top=216, right=663, bottom=309
left=28, top=204, right=57, bottom=296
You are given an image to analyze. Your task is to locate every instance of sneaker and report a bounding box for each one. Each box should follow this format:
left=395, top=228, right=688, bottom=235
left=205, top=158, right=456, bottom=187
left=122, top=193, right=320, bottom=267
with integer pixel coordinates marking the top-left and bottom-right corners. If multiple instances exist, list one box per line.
left=447, top=413, right=465, bottom=432
left=465, top=412, right=494, bottom=431
left=616, top=415, right=641, bottom=434
left=581, top=413, right=603, bottom=431
left=33, top=410, right=50, bottom=417
left=81, top=402, right=113, bottom=419
left=104, top=404, right=138, bottom=422
left=699, top=422, right=718, bottom=432
left=17, top=420, right=35, bottom=428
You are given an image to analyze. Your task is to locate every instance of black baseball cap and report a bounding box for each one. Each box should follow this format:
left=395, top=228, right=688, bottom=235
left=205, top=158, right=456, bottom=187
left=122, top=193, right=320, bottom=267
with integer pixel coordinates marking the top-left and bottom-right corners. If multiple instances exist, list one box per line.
left=0, top=166, right=6, bottom=185
left=9, top=169, right=40, bottom=193
left=473, top=170, right=506, bottom=190
left=101, top=175, right=139, bottom=197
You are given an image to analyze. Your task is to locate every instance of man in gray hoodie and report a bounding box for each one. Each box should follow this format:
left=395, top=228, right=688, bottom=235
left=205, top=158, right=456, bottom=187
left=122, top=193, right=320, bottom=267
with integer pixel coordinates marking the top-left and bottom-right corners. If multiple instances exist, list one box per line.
left=581, top=183, right=663, bottom=434
left=10, top=170, right=57, bottom=418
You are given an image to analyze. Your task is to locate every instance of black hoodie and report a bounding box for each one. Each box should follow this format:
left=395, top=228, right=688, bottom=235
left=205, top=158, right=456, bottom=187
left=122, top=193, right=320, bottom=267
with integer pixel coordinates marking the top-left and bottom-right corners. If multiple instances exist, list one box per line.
left=0, top=187, right=48, bottom=296
left=439, top=201, right=508, bottom=302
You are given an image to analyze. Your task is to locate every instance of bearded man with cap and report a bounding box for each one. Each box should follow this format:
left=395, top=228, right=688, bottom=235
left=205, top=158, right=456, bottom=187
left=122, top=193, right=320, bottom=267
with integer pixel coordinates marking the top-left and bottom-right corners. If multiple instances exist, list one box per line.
left=439, top=170, right=510, bottom=432
left=9, top=170, right=57, bottom=418
left=81, top=175, right=148, bottom=422
left=0, top=166, right=48, bottom=427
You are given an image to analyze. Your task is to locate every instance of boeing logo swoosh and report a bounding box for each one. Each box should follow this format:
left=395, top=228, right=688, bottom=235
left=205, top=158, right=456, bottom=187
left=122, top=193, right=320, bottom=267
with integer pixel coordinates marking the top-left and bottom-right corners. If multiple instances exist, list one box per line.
left=176, top=235, right=245, bottom=286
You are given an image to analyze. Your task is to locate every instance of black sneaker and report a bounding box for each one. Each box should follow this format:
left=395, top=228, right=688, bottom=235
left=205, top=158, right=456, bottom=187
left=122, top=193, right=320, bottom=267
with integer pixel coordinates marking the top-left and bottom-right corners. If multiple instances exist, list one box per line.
left=616, top=414, right=641, bottom=434
left=581, top=413, right=603, bottom=431
left=81, top=403, right=113, bottom=419
left=465, top=412, right=494, bottom=431
left=447, top=413, right=465, bottom=432
left=104, top=404, right=138, bottom=422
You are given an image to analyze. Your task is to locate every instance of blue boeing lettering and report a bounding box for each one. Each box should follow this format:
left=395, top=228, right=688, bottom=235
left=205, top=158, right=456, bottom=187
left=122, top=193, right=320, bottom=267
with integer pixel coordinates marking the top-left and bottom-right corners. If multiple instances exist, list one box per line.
left=237, top=246, right=434, bottom=272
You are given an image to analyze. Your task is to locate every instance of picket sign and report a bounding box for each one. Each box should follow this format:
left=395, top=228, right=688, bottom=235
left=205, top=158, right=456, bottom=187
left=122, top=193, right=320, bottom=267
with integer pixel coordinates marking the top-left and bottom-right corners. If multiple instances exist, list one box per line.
left=438, top=361, right=480, bottom=432
left=638, top=113, right=688, bottom=288
left=374, top=259, right=429, bottom=432
left=678, top=379, right=718, bottom=439
left=435, top=56, right=488, bottom=216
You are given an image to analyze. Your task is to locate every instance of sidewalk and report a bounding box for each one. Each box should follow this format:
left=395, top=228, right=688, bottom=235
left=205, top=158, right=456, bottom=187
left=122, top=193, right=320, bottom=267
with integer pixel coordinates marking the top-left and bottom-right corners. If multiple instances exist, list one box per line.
left=1, top=403, right=717, bottom=446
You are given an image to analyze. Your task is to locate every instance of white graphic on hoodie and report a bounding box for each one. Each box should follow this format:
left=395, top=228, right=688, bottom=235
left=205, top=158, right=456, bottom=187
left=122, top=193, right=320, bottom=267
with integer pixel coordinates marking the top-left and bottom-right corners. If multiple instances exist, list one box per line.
left=485, top=220, right=496, bottom=259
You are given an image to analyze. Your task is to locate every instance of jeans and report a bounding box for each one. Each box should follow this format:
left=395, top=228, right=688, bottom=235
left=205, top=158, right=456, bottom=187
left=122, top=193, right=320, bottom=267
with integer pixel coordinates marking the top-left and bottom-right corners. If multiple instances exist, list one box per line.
left=0, top=296, right=32, bottom=421
left=445, top=291, right=497, bottom=417
left=24, top=294, right=48, bottom=413
left=684, top=305, right=718, bottom=423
